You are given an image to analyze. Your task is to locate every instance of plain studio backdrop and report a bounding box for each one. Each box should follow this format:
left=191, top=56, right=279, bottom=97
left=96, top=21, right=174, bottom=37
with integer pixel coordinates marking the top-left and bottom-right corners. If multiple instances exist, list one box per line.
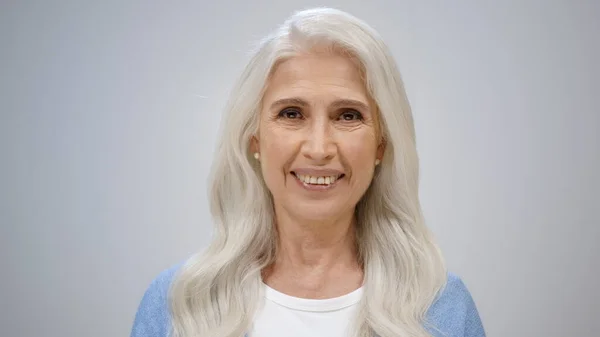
left=1, top=1, right=598, bottom=336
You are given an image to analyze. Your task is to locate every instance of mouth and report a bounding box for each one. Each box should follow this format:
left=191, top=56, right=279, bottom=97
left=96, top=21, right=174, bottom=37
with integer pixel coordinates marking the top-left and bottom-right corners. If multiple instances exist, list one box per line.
left=291, top=171, right=345, bottom=189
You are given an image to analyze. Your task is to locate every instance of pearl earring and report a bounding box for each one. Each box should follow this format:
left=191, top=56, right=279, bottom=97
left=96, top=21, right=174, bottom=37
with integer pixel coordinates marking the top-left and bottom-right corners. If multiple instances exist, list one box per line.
left=253, top=152, right=260, bottom=160
left=375, top=159, right=381, bottom=165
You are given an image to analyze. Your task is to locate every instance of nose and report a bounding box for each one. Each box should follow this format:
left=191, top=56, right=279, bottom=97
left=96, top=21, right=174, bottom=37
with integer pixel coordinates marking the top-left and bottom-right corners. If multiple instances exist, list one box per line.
left=301, top=116, right=336, bottom=162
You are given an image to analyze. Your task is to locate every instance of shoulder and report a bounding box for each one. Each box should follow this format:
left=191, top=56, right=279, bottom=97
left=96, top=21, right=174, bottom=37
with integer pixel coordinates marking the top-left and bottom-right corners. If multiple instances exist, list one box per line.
left=425, top=272, right=486, bottom=337
left=130, top=263, right=182, bottom=337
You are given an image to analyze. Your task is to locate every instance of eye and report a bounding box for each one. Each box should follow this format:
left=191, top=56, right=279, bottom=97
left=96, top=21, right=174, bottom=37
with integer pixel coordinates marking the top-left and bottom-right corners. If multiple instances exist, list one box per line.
left=339, top=109, right=363, bottom=121
left=278, top=107, right=303, bottom=119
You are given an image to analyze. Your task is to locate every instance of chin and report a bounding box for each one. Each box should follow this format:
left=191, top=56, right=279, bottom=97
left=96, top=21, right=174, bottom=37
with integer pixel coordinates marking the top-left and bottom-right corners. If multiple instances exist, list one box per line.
left=288, top=199, right=349, bottom=222
left=300, top=210, right=340, bottom=222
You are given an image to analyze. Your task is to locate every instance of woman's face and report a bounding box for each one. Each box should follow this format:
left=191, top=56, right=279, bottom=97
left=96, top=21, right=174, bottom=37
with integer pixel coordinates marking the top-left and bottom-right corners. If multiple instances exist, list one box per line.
left=253, top=52, right=384, bottom=222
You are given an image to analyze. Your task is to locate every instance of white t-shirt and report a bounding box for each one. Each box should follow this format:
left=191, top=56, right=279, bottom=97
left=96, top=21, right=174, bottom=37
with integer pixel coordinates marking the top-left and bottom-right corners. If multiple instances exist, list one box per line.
left=250, top=283, right=363, bottom=337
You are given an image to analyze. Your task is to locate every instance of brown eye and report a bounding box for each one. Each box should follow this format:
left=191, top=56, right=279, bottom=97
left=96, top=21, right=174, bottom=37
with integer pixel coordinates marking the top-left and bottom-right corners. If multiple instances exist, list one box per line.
left=339, top=110, right=363, bottom=121
left=278, top=108, right=303, bottom=119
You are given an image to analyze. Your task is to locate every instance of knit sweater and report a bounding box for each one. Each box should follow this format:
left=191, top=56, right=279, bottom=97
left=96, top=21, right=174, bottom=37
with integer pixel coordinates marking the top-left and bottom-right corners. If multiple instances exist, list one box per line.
left=130, top=264, right=485, bottom=337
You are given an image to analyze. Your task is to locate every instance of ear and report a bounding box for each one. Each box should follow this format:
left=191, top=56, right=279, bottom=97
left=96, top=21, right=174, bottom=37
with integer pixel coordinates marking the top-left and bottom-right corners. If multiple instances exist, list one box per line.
left=376, top=137, right=386, bottom=162
left=250, top=135, right=260, bottom=154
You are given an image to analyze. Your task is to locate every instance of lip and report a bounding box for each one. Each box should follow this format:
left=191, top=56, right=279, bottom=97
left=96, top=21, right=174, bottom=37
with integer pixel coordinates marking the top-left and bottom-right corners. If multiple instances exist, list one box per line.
left=290, top=170, right=345, bottom=191
left=291, top=168, right=344, bottom=176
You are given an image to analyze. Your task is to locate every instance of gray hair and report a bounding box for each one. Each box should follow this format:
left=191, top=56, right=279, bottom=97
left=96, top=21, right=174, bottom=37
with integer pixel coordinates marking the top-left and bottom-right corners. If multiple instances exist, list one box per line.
left=169, top=7, right=447, bottom=337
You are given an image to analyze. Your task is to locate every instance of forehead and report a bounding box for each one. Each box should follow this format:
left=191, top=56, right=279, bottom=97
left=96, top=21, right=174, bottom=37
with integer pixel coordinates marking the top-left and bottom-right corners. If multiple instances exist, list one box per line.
left=263, top=53, right=369, bottom=103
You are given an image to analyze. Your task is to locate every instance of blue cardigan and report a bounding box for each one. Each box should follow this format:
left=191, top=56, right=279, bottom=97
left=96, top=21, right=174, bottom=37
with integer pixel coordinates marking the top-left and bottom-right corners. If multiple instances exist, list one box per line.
left=131, top=265, right=485, bottom=337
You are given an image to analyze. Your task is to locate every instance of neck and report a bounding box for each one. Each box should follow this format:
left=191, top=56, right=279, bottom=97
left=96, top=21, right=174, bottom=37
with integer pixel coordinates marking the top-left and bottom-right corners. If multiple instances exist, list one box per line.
left=275, top=207, right=358, bottom=267
left=261, top=206, right=363, bottom=298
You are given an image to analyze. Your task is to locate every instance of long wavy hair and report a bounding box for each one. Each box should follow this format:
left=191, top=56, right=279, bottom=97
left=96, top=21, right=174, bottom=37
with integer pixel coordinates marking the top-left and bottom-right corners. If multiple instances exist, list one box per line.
left=169, top=7, right=446, bottom=337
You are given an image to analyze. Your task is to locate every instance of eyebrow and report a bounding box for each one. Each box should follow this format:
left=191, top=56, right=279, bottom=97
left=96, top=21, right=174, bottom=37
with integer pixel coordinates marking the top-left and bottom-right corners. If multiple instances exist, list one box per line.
left=269, top=97, right=370, bottom=112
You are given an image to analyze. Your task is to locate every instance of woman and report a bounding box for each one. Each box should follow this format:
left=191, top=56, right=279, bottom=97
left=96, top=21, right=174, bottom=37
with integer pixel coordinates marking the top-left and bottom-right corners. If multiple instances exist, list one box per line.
left=131, top=7, right=485, bottom=337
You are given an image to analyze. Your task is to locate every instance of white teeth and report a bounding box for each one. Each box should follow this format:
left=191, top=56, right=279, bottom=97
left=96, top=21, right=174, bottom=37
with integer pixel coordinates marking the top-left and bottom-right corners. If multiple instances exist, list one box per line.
left=295, top=174, right=340, bottom=185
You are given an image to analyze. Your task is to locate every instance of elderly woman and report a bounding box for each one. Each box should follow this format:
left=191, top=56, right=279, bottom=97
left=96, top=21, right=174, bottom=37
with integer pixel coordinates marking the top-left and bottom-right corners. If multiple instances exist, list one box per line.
left=131, top=7, right=485, bottom=337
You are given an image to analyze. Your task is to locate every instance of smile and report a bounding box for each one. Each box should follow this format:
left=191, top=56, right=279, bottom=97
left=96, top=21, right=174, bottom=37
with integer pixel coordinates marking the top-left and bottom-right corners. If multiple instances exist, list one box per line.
left=291, top=172, right=345, bottom=190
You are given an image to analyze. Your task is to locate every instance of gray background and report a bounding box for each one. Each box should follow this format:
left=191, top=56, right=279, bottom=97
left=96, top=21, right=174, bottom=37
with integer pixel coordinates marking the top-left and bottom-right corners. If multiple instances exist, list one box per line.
left=1, top=1, right=598, bottom=336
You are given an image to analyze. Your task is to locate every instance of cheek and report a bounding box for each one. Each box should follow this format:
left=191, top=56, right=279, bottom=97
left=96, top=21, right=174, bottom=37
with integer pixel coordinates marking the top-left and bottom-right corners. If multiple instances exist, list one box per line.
left=340, top=135, right=378, bottom=178
left=261, top=127, right=295, bottom=159
left=259, top=127, right=297, bottom=181
left=342, top=131, right=377, bottom=159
